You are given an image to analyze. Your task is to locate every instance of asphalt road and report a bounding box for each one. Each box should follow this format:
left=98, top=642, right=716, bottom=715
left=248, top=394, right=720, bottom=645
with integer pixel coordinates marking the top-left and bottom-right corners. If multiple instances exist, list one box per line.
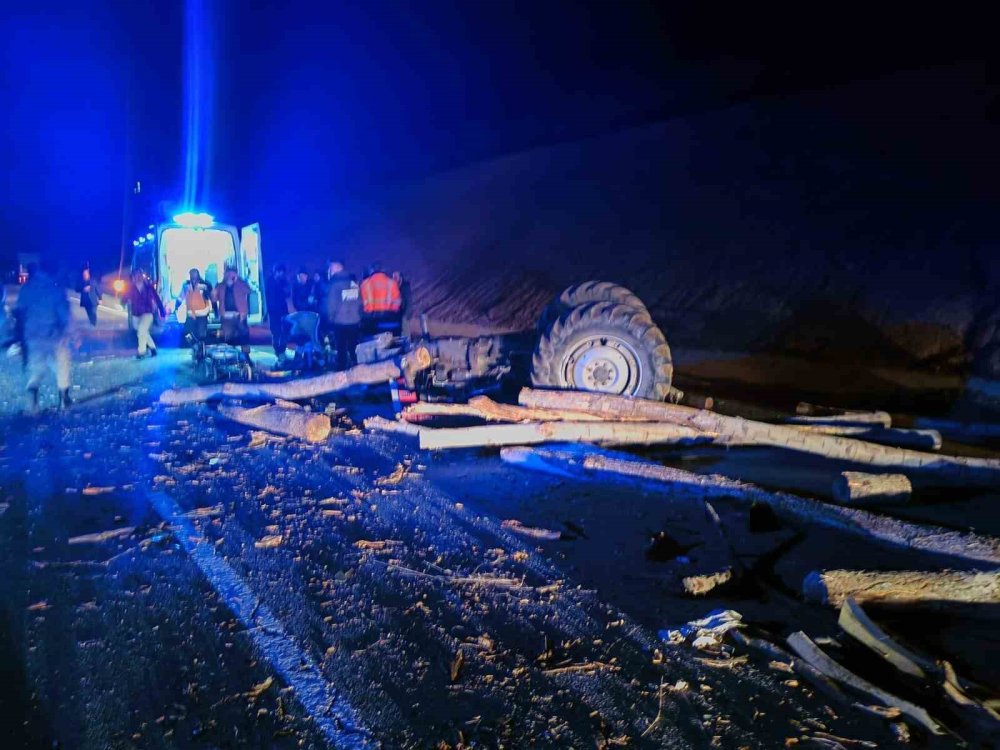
left=1, top=311, right=995, bottom=748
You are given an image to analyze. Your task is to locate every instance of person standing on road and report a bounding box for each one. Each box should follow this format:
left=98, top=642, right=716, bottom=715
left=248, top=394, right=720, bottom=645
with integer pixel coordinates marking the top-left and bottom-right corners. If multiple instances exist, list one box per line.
left=212, top=266, right=252, bottom=362
left=324, top=260, right=362, bottom=370
left=176, top=268, right=213, bottom=357
left=359, top=262, right=402, bottom=335
left=292, top=267, right=313, bottom=312
left=76, top=263, right=101, bottom=327
left=125, top=269, right=166, bottom=359
left=264, top=264, right=292, bottom=363
left=15, top=260, right=72, bottom=410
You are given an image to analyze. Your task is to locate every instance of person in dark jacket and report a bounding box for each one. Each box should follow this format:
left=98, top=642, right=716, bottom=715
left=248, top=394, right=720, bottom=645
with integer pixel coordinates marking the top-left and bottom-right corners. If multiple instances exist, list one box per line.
left=76, top=263, right=101, bottom=326
left=264, top=264, right=292, bottom=361
left=324, top=261, right=362, bottom=370
left=292, top=267, right=313, bottom=312
left=125, top=269, right=166, bottom=359
left=211, top=266, right=253, bottom=361
left=15, top=261, right=72, bottom=410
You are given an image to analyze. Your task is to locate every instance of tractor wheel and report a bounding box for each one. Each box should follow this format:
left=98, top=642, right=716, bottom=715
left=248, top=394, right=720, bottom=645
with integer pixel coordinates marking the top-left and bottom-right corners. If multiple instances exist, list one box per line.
left=531, top=301, right=672, bottom=400
left=536, top=281, right=649, bottom=334
left=196, top=358, right=216, bottom=382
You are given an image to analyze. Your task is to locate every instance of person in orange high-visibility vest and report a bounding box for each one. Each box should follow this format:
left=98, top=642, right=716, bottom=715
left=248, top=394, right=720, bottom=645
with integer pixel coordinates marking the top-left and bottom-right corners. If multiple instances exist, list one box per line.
left=359, top=263, right=402, bottom=335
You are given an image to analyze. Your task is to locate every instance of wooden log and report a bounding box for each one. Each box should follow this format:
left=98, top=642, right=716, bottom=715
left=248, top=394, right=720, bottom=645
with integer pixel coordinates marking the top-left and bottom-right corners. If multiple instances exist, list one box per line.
left=796, top=426, right=942, bottom=451
left=364, top=415, right=424, bottom=438
left=500, top=444, right=1000, bottom=566
left=838, top=598, right=931, bottom=679
left=786, top=631, right=945, bottom=735
left=832, top=472, right=912, bottom=505
left=418, top=421, right=709, bottom=451
left=784, top=412, right=893, bottom=428
left=403, top=396, right=622, bottom=423
left=797, top=401, right=876, bottom=417
left=217, top=404, right=331, bottom=442
left=803, top=569, right=1000, bottom=608
left=517, top=388, right=1000, bottom=487
left=914, top=418, right=1000, bottom=443
left=160, top=360, right=402, bottom=405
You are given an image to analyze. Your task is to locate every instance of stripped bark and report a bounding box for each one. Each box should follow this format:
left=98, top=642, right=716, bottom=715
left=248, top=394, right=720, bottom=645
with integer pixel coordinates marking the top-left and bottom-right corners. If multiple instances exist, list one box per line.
left=217, top=404, right=331, bottom=443
left=160, top=360, right=402, bottom=405
left=803, top=569, right=1000, bottom=608
left=418, top=420, right=708, bottom=451
left=832, top=472, right=912, bottom=505
left=500, top=444, right=1000, bottom=566
left=518, top=389, right=1000, bottom=487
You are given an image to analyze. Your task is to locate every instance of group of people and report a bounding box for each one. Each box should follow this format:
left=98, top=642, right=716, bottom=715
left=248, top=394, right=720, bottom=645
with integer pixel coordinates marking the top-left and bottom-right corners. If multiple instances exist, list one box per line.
left=264, top=260, right=409, bottom=369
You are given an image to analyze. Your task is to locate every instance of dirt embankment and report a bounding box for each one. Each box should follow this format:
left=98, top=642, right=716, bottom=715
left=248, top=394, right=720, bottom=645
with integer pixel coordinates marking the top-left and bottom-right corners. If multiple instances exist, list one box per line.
left=262, top=66, right=999, bottom=374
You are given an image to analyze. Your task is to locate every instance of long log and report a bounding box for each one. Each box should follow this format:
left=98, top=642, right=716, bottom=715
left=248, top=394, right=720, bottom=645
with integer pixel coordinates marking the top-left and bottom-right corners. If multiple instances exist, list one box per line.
left=914, top=418, right=1000, bottom=443
left=783, top=411, right=893, bottom=428
left=797, top=401, right=873, bottom=417
left=216, top=404, right=331, bottom=442
left=518, top=389, right=1000, bottom=487
left=403, top=396, right=624, bottom=424
left=833, top=472, right=912, bottom=505
left=796, top=425, right=942, bottom=451
left=499, top=444, right=1000, bottom=566
left=160, top=360, right=402, bottom=405
left=364, top=415, right=424, bottom=438
left=838, top=598, right=932, bottom=679
left=786, top=631, right=944, bottom=735
left=418, top=421, right=708, bottom=451
left=803, top=569, right=1000, bottom=608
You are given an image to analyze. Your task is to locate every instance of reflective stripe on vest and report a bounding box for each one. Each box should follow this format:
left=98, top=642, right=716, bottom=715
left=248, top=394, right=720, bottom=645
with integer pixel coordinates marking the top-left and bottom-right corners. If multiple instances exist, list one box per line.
left=360, top=273, right=402, bottom=313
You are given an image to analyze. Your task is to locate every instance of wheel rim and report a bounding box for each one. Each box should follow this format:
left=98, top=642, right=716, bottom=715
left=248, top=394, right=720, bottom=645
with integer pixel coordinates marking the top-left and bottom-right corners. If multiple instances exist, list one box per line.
left=560, top=335, right=642, bottom=395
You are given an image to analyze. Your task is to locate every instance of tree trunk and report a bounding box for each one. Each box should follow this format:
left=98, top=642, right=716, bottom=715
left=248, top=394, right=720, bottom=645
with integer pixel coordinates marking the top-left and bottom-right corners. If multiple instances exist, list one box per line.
left=832, top=472, right=912, bottom=505
left=499, top=444, right=1000, bottom=566
left=403, top=396, right=626, bottom=423
left=160, top=361, right=401, bottom=405
left=783, top=411, right=893, bottom=428
left=914, top=418, right=1000, bottom=443
left=518, top=388, right=1000, bottom=487
left=418, top=421, right=708, bottom=451
left=803, top=569, right=1000, bottom=608
left=364, top=415, right=424, bottom=438
left=795, top=426, right=941, bottom=451
left=217, top=404, right=331, bottom=442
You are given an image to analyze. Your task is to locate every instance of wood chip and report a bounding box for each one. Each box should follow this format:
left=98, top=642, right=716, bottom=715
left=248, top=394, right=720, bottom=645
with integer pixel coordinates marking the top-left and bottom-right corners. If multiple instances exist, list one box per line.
left=82, top=486, right=116, bottom=496
left=68, top=526, right=135, bottom=545
left=501, top=519, right=561, bottom=541
left=254, top=535, right=283, bottom=549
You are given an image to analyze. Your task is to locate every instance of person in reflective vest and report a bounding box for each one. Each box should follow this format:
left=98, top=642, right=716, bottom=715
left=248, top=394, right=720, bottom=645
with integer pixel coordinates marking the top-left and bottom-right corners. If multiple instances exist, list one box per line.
left=359, top=263, right=402, bottom=335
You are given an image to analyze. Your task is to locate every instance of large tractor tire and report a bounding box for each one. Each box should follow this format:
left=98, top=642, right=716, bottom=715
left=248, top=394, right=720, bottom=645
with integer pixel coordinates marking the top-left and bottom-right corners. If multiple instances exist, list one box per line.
left=536, top=281, right=649, bottom=335
left=531, top=301, right=673, bottom=400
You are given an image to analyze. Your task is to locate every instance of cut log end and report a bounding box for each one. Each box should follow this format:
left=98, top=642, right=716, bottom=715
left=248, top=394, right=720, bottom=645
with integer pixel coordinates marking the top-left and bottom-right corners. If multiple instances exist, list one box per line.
left=832, top=472, right=912, bottom=505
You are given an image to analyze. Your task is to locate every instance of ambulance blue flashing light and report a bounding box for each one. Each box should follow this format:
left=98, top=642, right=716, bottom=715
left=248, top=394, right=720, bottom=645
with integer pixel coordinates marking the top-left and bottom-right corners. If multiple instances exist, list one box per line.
left=172, top=211, right=214, bottom=228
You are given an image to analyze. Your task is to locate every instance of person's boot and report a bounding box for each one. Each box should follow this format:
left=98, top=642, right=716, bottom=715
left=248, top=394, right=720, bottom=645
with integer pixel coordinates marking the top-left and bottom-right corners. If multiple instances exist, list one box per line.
left=149, top=347, right=158, bottom=357
left=27, top=387, right=39, bottom=414
left=60, top=389, right=73, bottom=409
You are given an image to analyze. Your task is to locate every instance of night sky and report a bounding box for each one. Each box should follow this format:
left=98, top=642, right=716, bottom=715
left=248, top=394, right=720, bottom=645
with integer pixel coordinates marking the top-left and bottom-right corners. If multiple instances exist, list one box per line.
left=0, top=1, right=993, bottom=273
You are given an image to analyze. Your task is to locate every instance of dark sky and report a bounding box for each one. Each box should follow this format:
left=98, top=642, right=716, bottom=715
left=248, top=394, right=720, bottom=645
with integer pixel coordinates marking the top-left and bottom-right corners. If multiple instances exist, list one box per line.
left=0, top=1, right=992, bottom=270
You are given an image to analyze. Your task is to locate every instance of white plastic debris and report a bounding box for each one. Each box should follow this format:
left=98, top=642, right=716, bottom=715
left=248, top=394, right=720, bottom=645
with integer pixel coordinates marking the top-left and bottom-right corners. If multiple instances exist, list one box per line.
left=660, top=609, right=743, bottom=650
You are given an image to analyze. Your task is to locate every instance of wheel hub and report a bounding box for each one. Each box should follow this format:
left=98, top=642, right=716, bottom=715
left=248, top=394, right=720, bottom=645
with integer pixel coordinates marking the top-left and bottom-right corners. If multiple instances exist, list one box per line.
left=562, top=336, right=642, bottom=395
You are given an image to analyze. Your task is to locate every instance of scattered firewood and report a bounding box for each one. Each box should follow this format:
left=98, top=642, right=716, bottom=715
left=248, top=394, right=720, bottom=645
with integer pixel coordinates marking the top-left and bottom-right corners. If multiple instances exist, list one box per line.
left=804, top=569, right=1000, bottom=608
left=68, top=526, right=135, bottom=545
left=450, top=649, right=465, bottom=683
left=160, top=360, right=402, bottom=405
left=81, top=486, right=116, bottom=496
left=354, top=539, right=402, bottom=552
left=501, top=445, right=1000, bottom=566
left=786, top=631, right=944, bottom=735
left=682, top=568, right=734, bottom=596
left=217, top=404, right=331, bottom=443
left=418, top=420, right=708, bottom=451
left=541, top=661, right=620, bottom=676
left=254, top=535, right=283, bottom=549
left=517, top=389, right=1000, bottom=488
left=832, top=472, right=912, bottom=506
left=500, top=519, right=562, bottom=541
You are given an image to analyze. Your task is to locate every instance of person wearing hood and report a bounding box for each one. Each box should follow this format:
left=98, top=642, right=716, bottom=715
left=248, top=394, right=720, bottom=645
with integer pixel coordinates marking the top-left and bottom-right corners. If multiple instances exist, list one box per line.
left=324, top=260, right=362, bottom=370
left=15, top=261, right=72, bottom=410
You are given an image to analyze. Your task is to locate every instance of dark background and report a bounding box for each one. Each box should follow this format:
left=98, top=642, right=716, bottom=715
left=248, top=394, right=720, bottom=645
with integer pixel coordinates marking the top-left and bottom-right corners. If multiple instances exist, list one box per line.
left=0, top=1, right=993, bottom=274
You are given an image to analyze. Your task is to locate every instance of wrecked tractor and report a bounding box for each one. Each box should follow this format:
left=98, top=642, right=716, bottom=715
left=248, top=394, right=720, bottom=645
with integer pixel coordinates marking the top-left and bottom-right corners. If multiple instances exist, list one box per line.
left=388, top=281, right=673, bottom=401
